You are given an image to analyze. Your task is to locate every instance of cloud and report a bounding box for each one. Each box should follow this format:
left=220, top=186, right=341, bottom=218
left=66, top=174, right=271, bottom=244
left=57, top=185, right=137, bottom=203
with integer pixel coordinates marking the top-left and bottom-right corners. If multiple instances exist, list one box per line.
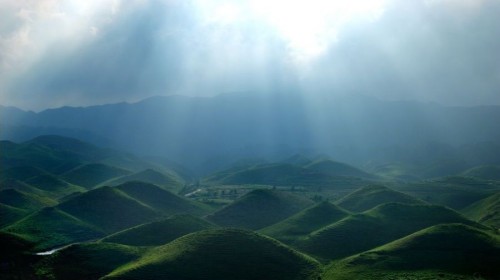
left=0, top=0, right=499, bottom=110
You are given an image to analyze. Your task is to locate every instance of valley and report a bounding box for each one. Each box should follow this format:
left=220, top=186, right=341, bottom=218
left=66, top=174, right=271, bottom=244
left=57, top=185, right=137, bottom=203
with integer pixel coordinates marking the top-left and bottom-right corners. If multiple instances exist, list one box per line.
left=1, top=135, right=499, bottom=279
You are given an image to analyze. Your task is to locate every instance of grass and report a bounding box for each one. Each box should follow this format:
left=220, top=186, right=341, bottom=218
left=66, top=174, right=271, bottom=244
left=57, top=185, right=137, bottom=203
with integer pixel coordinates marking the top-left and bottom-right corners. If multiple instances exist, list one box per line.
left=462, top=191, right=500, bottom=229
left=462, top=165, right=500, bottom=181
left=4, top=207, right=104, bottom=251
left=104, top=229, right=321, bottom=280
left=397, top=176, right=500, bottom=210
left=102, top=169, right=183, bottom=193
left=323, top=223, right=500, bottom=280
left=260, top=201, right=349, bottom=243
left=62, top=163, right=131, bottom=189
left=101, top=214, right=217, bottom=246
left=304, top=159, right=376, bottom=179
left=0, top=203, right=29, bottom=228
left=335, top=185, right=425, bottom=213
left=24, top=174, right=86, bottom=199
left=206, top=189, right=314, bottom=230
left=35, top=242, right=145, bottom=280
left=299, top=203, right=480, bottom=260
left=204, top=162, right=371, bottom=189
left=0, top=188, right=57, bottom=211
left=57, top=186, right=159, bottom=233
left=114, top=181, right=210, bottom=216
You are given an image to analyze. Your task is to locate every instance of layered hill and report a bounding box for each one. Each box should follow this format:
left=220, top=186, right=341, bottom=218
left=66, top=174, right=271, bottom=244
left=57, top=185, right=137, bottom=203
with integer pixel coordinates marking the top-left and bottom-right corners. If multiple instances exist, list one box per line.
left=397, top=176, right=500, bottom=209
left=462, top=192, right=500, bottom=229
left=299, top=203, right=479, bottom=260
left=324, top=224, right=500, bottom=280
left=336, top=185, right=425, bottom=212
left=462, top=165, right=500, bottom=181
left=101, top=214, right=216, bottom=246
left=0, top=203, right=29, bottom=228
left=103, top=169, right=183, bottom=192
left=104, top=229, right=321, bottom=280
left=4, top=207, right=104, bottom=250
left=0, top=188, right=56, bottom=211
left=62, top=163, right=131, bottom=189
left=4, top=182, right=208, bottom=250
left=113, top=181, right=208, bottom=216
left=260, top=201, right=349, bottom=243
left=305, top=159, right=376, bottom=179
left=203, top=162, right=373, bottom=188
left=206, top=189, right=313, bottom=230
left=35, top=242, right=144, bottom=280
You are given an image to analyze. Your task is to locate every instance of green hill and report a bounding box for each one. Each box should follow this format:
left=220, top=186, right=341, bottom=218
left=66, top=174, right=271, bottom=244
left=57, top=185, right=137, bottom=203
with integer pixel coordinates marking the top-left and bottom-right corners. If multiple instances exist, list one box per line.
left=206, top=189, right=314, bottom=230
left=260, top=201, right=349, bottom=243
left=4, top=207, right=104, bottom=250
left=336, top=185, right=425, bottom=212
left=104, top=229, right=321, bottom=280
left=114, top=181, right=209, bottom=216
left=102, top=169, right=183, bottom=192
left=35, top=242, right=144, bottom=280
left=24, top=174, right=85, bottom=199
left=398, top=176, right=500, bottom=209
left=57, top=186, right=159, bottom=233
left=305, top=159, right=376, bottom=179
left=299, top=203, right=479, bottom=260
left=0, top=189, right=56, bottom=211
left=0, top=203, right=29, bottom=228
left=324, top=223, right=500, bottom=280
left=101, top=214, right=216, bottom=246
left=0, top=165, right=48, bottom=181
left=462, top=192, right=500, bottom=229
left=462, top=165, right=500, bottom=181
left=62, top=163, right=131, bottom=189
left=204, top=163, right=367, bottom=188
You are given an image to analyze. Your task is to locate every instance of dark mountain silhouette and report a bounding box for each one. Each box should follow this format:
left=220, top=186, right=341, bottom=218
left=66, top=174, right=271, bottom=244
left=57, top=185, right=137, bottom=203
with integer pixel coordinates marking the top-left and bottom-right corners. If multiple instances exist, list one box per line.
left=2, top=94, right=500, bottom=175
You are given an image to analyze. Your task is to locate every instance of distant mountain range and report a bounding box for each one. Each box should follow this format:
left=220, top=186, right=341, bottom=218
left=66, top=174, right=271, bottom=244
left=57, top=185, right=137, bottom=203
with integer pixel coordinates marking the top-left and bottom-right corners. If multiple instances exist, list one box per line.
left=2, top=93, right=500, bottom=174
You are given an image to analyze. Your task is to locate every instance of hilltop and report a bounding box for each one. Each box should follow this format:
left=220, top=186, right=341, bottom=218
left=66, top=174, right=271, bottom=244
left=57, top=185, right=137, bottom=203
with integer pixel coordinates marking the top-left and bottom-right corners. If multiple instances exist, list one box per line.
left=324, top=223, right=500, bottom=280
left=62, top=163, right=131, bottom=189
left=299, top=203, right=479, bottom=260
left=206, top=189, right=313, bottom=230
left=104, top=229, right=321, bottom=280
left=260, top=201, right=349, bottom=243
left=336, top=185, right=425, bottom=212
left=462, top=192, right=500, bottom=229
left=101, top=214, right=216, bottom=246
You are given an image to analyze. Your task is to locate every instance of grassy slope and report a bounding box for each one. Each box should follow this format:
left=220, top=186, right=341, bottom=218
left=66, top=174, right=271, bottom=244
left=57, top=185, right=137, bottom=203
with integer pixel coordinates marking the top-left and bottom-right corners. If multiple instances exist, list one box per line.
left=206, top=189, right=314, bottom=230
left=4, top=207, right=104, bottom=251
left=260, top=201, right=349, bottom=243
left=398, top=176, right=500, bottom=210
left=299, top=203, right=480, bottom=260
left=102, top=169, right=183, bottom=192
left=462, top=165, right=500, bottom=181
left=62, top=163, right=131, bottom=189
left=0, top=203, right=29, bottom=228
left=336, top=185, right=425, bottom=213
left=57, top=186, right=159, bottom=233
left=324, top=223, right=500, bottom=280
left=305, top=159, right=376, bottom=179
left=35, top=242, right=144, bottom=280
left=462, top=192, right=500, bottom=229
left=101, top=214, right=217, bottom=246
left=204, top=163, right=367, bottom=188
left=104, top=229, right=321, bottom=280
left=0, top=188, right=56, bottom=211
left=114, top=181, right=209, bottom=216
left=24, top=174, right=86, bottom=199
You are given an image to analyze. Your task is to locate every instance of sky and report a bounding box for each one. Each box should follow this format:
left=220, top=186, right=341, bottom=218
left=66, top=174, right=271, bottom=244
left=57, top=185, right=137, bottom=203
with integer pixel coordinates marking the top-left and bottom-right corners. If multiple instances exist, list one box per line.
left=0, top=0, right=499, bottom=110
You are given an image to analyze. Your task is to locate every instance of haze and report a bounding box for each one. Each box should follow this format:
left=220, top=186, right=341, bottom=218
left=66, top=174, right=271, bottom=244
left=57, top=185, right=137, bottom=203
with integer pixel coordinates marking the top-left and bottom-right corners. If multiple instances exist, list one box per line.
left=1, top=0, right=500, bottom=110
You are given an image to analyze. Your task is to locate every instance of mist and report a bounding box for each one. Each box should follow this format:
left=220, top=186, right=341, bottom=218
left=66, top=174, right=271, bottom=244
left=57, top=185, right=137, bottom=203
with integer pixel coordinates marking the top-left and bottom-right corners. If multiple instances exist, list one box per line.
left=1, top=0, right=499, bottom=110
